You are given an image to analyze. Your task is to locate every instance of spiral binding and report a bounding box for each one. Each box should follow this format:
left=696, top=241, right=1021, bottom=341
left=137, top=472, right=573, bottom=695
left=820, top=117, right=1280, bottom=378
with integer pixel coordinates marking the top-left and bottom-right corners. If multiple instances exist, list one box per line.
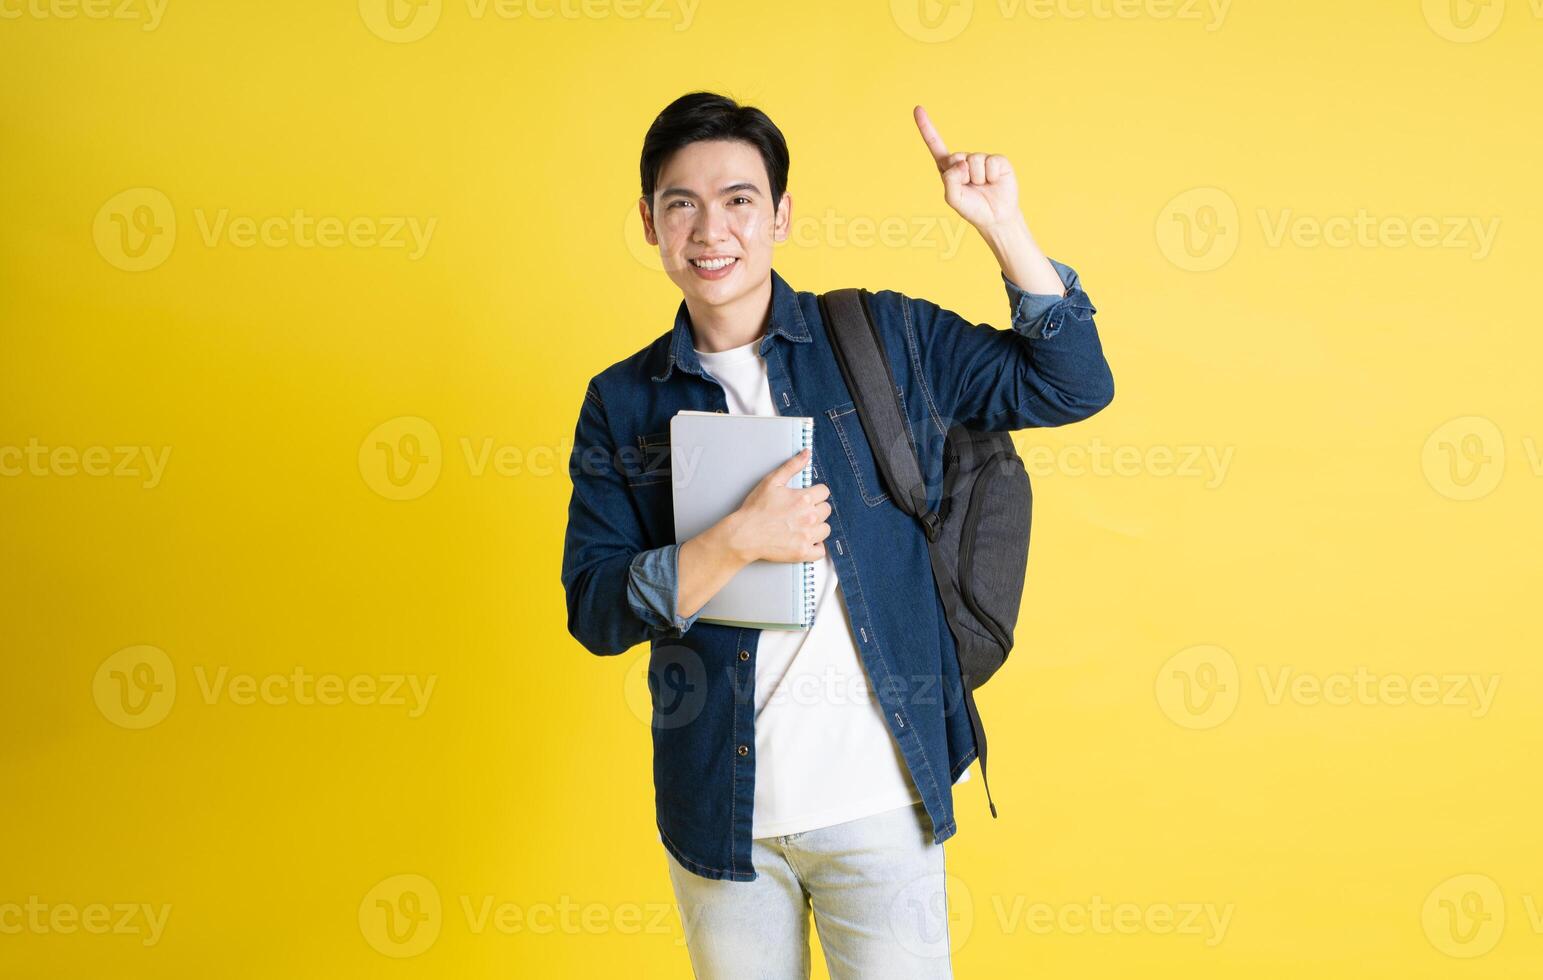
left=799, top=418, right=816, bottom=628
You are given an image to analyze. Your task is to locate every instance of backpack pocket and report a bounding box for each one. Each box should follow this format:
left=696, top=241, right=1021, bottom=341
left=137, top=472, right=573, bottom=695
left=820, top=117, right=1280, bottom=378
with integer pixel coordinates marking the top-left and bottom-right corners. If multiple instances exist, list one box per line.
left=953, top=448, right=1032, bottom=661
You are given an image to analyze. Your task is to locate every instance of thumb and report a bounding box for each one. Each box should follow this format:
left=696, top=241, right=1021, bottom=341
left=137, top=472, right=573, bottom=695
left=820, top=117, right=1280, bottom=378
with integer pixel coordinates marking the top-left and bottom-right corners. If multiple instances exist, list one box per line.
left=766, top=447, right=811, bottom=486
left=942, top=158, right=969, bottom=191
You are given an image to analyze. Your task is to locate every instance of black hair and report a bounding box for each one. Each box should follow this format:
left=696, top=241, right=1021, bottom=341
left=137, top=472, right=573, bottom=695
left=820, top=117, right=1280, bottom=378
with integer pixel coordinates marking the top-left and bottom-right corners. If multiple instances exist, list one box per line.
left=639, top=91, right=790, bottom=214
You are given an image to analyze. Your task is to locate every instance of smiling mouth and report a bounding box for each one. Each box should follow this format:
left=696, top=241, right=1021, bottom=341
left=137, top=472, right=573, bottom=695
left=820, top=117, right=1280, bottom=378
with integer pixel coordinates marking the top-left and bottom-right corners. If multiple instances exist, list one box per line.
left=689, top=256, right=739, bottom=270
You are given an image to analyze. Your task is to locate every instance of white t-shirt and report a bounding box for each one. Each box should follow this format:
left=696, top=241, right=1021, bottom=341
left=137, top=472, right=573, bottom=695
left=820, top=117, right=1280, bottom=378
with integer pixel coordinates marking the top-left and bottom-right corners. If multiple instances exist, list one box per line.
left=693, top=333, right=969, bottom=839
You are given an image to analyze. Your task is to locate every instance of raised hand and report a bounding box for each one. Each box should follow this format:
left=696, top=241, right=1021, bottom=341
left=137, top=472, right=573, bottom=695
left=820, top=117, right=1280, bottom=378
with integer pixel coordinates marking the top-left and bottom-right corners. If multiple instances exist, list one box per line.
left=913, top=105, right=1021, bottom=234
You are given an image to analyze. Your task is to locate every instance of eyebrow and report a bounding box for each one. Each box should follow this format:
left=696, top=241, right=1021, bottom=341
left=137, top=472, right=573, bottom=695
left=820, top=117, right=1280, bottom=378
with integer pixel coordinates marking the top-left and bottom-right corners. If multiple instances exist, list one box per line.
left=657, top=182, right=762, bottom=202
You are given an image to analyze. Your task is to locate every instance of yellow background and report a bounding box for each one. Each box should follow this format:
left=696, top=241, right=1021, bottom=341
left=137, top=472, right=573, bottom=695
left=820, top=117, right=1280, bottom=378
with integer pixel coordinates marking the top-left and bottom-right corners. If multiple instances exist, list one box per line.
left=3, top=0, right=1540, bottom=976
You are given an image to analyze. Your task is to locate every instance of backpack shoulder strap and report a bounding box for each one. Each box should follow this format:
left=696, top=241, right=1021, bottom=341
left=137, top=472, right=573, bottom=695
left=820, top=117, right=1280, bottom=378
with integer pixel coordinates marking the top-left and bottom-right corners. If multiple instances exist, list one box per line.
left=818, top=289, right=938, bottom=538
left=822, top=289, right=1000, bottom=818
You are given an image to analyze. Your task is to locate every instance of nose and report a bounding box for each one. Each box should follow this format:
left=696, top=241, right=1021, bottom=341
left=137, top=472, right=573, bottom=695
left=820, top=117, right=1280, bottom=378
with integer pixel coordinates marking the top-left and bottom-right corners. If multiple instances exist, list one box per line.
left=691, top=202, right=730, bottom=245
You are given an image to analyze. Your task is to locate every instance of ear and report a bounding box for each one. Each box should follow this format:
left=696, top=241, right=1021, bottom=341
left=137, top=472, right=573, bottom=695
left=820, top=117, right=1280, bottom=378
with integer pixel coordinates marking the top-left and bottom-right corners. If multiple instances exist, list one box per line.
left=772, top=192, right=792, bottom=244
left=639, top=196, right=658, bottom=246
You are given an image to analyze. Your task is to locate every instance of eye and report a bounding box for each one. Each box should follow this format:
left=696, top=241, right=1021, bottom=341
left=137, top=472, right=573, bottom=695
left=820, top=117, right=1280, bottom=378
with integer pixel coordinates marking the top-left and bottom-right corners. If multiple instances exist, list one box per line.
left=667, top=200, right=692, bottom=210
left=730, top=196, right=752, bottom=205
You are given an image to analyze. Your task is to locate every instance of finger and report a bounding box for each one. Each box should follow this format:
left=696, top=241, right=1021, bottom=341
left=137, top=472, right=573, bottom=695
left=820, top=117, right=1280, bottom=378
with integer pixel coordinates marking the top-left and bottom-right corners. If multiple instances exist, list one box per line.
left=968, top=152, right=987, bottom=185
left=813, top=501, right=832, bottom=521
left=767, top=447, right=811, bottom=486
left=913, top=105, right=951, bottom=167
left=812, top=522, right=832, bottom=542
left=986, top=154, right=1013, bottom=182
left=806, top=482, right=831, bottom=503
left=942, top=158, right=968, bottom=194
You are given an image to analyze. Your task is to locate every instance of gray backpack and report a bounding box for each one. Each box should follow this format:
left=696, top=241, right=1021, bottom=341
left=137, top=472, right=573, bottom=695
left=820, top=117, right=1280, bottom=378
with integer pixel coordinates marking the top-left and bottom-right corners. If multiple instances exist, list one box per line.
left=819, top=288, right=1033, bottom=819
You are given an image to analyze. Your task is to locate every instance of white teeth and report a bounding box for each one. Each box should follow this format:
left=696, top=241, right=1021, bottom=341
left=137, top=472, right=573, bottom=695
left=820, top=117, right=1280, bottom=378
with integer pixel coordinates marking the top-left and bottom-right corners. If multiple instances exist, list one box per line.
left=691, top=257, right=737, bottom=271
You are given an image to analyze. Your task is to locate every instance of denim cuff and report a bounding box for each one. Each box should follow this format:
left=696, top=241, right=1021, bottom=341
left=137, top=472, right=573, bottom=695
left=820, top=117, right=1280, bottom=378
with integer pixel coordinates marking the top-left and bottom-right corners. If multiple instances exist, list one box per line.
left=626, top=543, right=701, bottom=637
left=1002, top=257, right=1098, bottom=341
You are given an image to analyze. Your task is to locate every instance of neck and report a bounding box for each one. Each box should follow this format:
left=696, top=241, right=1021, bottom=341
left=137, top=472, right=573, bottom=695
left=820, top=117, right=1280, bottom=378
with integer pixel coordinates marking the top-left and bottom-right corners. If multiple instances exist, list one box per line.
left=685, top=274, right=773, bottom=353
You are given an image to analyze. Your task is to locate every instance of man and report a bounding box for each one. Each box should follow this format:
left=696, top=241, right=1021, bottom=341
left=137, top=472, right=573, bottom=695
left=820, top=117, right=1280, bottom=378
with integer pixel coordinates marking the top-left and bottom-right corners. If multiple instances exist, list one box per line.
left=561, top=91, right=1113, bottom=978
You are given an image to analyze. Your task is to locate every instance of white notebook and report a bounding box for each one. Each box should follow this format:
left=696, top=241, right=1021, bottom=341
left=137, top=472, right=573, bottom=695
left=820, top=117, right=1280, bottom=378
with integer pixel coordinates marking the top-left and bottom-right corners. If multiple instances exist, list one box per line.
left=670, top=410, right=816, bottom=630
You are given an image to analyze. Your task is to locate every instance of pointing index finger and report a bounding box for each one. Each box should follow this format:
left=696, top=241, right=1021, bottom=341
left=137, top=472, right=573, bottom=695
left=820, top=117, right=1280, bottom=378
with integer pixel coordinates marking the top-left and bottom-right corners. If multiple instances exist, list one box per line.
left=913, top=105, right=951, bottom=168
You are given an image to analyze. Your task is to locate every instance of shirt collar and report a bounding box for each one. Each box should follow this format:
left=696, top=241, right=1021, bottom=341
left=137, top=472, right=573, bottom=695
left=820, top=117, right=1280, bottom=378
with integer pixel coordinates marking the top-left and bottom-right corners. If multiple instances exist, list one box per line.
left=650, top=267, right=811, bottom=383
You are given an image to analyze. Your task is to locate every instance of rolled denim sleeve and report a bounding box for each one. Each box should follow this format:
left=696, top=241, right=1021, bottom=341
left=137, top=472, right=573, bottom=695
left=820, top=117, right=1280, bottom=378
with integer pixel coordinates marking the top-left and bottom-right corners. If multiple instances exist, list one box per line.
left=626, top=542, right=703, bottom=637
left=1001, top=257, right=1095, bottom=341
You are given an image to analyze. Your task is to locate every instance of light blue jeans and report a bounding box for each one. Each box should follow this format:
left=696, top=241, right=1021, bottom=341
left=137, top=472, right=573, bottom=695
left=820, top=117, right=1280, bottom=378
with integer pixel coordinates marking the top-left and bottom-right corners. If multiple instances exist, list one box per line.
left=664, top=800, right=954, bottom=979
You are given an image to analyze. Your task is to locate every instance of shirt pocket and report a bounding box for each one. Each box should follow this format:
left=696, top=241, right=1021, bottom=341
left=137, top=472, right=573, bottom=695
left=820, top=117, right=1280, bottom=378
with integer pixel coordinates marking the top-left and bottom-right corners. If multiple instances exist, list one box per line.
left=825, top=389, right=903, bottom=508
left=624, top=429, right=675, bottom=545
left=625, top=429, right=672, bottom=489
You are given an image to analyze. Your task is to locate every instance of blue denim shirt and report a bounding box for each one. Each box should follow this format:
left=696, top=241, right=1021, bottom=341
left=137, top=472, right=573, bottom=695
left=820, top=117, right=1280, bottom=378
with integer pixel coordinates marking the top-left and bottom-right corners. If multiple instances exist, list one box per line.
left=561, top=259, right=1112, bottom=881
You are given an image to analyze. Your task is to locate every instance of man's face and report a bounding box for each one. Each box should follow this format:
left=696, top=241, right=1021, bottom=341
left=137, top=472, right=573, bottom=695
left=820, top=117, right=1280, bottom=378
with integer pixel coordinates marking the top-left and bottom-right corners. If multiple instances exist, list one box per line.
left=641, top=139, right=790, bottom=310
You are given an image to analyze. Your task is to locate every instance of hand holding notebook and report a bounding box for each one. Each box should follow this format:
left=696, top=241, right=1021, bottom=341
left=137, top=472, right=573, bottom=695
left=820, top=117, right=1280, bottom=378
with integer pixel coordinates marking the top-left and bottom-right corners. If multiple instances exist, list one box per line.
left=670, top=411, right=820, bottom=630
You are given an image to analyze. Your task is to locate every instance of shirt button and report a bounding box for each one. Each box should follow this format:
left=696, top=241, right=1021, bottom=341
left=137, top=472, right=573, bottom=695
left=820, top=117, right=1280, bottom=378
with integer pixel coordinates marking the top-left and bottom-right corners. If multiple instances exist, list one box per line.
left=738, top=649, right=750, bottom=661
left=737, top=744, right=749, bottom=757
